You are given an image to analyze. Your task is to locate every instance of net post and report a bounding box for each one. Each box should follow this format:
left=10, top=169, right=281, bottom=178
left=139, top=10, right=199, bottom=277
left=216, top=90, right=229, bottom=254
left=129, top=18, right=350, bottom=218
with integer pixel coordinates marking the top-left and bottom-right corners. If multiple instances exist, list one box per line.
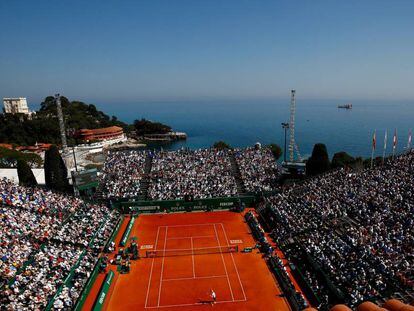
left=146, top=250, right=156, bottom=258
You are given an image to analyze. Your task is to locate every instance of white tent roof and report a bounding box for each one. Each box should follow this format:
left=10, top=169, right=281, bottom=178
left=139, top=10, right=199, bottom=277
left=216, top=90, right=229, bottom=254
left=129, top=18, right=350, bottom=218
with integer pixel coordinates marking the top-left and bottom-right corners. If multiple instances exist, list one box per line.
left=0, top=168, right=45, bottom=185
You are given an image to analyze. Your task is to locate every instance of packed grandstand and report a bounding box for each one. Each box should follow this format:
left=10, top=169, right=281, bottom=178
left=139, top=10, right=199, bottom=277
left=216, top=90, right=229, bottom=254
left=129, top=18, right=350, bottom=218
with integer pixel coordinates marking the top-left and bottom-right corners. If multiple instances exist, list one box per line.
left=0, top=147, right=413, bottom=310
left=0, top=178, right=119, bottom=310
left=99, top=146, right=281, bottom=200
left=258, top=151, right=414, bottom=309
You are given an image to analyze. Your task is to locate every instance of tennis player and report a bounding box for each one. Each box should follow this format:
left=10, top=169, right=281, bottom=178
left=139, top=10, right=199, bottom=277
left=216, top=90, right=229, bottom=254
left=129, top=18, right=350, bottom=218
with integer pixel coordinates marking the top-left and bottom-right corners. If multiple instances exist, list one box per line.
left=210, top=289, right=217, bottom=305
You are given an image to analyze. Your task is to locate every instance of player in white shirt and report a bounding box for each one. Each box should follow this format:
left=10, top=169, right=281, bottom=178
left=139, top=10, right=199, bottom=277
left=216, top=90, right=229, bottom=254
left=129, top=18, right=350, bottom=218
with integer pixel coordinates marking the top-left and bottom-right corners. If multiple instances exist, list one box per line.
left=210, top=289, right=217, bottom=305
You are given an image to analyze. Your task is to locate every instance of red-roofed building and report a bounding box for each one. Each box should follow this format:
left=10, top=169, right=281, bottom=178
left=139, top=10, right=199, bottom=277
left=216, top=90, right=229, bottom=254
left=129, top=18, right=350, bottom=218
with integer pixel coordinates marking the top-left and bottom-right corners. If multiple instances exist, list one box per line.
left=75, top=126, right=124, bottom=142
left=0, top=144, right=13, bottom=150
left=16, top=143, right=52, bottom=153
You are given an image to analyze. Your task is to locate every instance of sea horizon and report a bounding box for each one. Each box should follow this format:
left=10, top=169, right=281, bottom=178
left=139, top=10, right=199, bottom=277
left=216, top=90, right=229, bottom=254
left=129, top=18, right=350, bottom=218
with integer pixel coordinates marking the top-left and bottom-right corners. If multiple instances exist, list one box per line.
left=32, top=98, right=414, bottom=159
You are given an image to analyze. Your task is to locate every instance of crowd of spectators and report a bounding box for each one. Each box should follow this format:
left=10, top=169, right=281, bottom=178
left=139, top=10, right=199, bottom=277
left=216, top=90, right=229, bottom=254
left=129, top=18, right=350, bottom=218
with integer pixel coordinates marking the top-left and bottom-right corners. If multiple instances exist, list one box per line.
left=260, top=151, right=414, bottom=308
left=101, top=146, right=280, bottom=201
left=53, top=210, right=119, bottom=310
left=234, top=146, right=280, bottom=192
left=0, top=177, right=83, bottom=216
left=100, top=150, right=147, bottom=198
left=0, top=177, right=118, bottom=310
left=0, top=177, right=82, bottom=287
left=148, top=149, right=238, bottom=200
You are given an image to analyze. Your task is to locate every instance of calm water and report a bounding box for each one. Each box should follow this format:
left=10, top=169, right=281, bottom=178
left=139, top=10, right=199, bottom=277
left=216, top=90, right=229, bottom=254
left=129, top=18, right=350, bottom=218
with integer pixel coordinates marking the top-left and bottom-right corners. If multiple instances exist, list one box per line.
left=99, top=99, right=414, bottom=159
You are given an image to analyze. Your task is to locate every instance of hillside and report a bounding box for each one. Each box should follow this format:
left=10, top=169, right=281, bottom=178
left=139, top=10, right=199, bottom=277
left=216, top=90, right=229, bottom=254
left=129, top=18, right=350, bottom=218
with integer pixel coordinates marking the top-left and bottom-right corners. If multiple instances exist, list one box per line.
left=0, top=96, right=131, bottom=146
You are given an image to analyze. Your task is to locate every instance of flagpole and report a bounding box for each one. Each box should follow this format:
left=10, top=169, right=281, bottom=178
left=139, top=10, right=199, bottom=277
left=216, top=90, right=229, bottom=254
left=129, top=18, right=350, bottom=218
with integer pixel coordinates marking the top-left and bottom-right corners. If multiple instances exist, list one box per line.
left=371, top=130, right=376, bottom=169
left=382, top=129, right=387, bottom=164
left=393, top=128, right=397, bottom=159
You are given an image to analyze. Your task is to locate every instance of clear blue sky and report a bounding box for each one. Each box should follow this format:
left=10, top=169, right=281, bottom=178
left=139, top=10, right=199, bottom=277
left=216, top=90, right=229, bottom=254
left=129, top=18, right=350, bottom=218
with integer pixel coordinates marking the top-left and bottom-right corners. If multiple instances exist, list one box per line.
left=1, top=0, right=413, bottom=104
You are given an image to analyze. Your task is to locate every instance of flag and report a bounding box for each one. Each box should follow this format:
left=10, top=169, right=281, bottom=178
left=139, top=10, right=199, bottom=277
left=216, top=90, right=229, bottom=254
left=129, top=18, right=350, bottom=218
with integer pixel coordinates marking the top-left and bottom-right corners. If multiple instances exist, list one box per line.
left=408, top=129, right=412, bottom=149
left=393, top=129, right=397, bottom=149
left=392, top=128, right=398, bottom=158
left=371, top=130, right=376, bottom=168
left=372, top=130, right=376, bottom=150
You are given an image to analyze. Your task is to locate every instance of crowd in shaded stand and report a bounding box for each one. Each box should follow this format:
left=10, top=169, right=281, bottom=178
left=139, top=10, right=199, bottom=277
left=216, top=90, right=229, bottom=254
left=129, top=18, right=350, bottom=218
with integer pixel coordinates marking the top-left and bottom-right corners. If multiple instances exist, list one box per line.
left=245, top=211, right=308, bottom=310
left=245, top=211, right=272, bottom=254
left=259, top=151, right=414, bottom=309
left=234, top=147, right=280, bottom=192
left=148, top=149, right=238, bottom=200
left=100, top=150, right=147, bottom=198
left=0, top=177, right=118, bottom=310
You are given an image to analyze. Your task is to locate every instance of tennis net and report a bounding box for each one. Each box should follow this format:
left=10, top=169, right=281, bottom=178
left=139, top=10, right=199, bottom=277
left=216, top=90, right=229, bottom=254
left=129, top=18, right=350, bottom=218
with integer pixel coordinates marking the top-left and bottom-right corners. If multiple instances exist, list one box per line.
left=146, top=245, right=238, bottom=258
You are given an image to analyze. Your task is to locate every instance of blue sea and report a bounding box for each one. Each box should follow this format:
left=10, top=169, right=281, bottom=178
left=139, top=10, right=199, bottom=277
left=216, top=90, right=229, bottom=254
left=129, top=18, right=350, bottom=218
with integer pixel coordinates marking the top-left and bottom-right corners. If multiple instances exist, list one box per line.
left=41, top=99, right=410, bottom=159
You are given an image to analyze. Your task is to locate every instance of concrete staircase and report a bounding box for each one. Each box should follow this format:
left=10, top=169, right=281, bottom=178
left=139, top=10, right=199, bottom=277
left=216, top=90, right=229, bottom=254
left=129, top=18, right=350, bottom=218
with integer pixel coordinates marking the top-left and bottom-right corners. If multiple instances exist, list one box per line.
left=137, top=153, right=153, bottom=201
left=229, top=152, right=247, bottom=196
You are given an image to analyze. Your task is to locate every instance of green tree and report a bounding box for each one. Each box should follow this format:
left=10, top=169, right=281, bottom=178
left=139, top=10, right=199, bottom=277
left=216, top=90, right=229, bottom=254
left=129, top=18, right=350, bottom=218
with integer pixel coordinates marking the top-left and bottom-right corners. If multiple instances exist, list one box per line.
left=0, top=147, right=42, bottom=168
left=1, top=95, right=130, bottom=146
left=331, top=151, right=355, bottom=169
left=213, top=141, right=232, bottom=150
left=306, top=143, right=330, bottom=176
left=134, top=119, right=172, bottom=135
left=266, top=144, right=283, bottom=160
left=17, top=159, right=38, bottom=187
left=44, top=145, right=69, bottom=192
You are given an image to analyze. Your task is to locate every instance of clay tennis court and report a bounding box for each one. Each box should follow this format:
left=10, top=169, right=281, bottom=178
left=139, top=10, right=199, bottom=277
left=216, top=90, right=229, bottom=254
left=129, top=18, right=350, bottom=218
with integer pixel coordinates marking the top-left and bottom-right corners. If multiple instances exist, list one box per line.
left=101, top=211, right=290, bottom=310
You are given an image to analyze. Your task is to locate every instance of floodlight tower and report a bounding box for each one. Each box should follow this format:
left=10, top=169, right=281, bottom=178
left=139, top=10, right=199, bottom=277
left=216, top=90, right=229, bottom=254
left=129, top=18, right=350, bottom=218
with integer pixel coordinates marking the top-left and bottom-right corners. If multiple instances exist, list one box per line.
left=288, top=90, right=296, bottom=162
left=55, top=94, right=68, bottom=152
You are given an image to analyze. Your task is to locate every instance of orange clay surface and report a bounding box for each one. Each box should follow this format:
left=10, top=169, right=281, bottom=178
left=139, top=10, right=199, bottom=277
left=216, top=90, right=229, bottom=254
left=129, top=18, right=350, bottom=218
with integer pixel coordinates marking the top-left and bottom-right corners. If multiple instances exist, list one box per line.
left=87, top=211, right=291, bottom=311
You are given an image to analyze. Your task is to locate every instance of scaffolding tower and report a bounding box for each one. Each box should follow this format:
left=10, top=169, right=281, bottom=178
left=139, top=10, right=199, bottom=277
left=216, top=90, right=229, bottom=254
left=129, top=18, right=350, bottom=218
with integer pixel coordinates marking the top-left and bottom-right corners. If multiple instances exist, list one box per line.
left=288, top=90, right=302, bottom=162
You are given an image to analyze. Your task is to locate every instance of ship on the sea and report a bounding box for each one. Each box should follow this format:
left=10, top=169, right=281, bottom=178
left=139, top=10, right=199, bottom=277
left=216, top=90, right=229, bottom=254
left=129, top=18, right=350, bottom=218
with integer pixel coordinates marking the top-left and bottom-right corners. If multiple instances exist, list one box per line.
left=338, top=103, right=352, bottom=109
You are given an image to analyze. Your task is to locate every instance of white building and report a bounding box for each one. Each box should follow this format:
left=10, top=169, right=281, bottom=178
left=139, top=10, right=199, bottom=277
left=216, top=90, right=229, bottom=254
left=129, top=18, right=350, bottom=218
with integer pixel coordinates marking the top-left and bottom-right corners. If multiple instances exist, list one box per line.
left=3, top=97, right=32, bottom=115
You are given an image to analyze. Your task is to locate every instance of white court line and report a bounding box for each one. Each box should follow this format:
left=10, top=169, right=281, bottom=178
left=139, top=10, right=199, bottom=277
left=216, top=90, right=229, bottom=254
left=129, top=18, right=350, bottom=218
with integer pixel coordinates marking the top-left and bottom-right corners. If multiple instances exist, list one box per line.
left=166, top=235, right=215, bottom=240
left=145, top=226, right=161, bottom=308
left=213, top=223, right=235, bottom=302
left=145, top=299, right=246, bottom=309
left=157, top=226, right=168, bottom=307
left=163, top=275, right=227, bottom=282
left=190, top=237, right=195, bottom=278
left=220, top=222, right=247, bottom=301
left=150, top=245, right=233, bottom=252
left=160, top=223, right=216, bottom=228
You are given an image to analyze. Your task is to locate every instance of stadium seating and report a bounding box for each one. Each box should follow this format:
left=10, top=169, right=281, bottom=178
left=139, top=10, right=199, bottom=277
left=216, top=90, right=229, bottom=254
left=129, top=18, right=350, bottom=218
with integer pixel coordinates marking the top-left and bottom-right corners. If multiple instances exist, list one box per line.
left=0, top=177, right=119, bottom=309
left=257, top=151, right=414, bottom=309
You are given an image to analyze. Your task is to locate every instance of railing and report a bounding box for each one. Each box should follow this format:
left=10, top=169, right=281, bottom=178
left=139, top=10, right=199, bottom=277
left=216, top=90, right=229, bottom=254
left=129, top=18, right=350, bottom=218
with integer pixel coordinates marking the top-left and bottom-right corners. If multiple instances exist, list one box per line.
left=92, top=270, right=115, bottom=311
left=119, top=216, right=135, bottom=246
left=115, top=195, right=256, bottom=214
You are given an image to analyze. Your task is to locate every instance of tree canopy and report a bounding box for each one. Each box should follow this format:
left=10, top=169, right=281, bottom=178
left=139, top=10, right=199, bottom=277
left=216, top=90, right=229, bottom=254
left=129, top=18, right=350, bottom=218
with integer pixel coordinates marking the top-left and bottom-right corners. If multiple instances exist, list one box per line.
left=266, top=143, right=283, bottom=160
left=17, top=159, right=38, bottom=187
left=331, top=151, right=355, bottom=169
left=0, top=96, right=129, bottom=146
left=306, top=143, right=330, bottom=176
left=44, top=145, right=69, bottom=192
left=134, top=118, right=172, bottom=136
left=212, top=141, right=232, bottom=150
left=0, top=147, right=43, bottom=168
